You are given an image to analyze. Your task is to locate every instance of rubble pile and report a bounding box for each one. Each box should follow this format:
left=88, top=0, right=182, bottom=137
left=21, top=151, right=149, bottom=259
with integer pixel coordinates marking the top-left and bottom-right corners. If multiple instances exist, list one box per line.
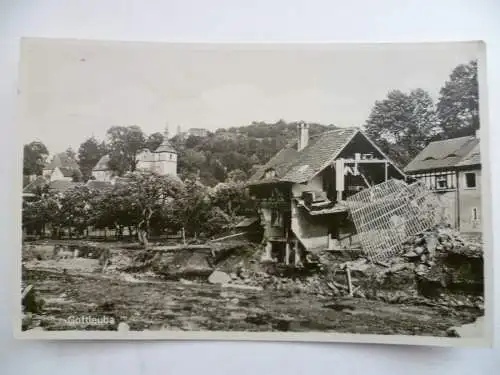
left=311, top=226, right=484, bottom=311
left=126, top=249, right=213, bottom=279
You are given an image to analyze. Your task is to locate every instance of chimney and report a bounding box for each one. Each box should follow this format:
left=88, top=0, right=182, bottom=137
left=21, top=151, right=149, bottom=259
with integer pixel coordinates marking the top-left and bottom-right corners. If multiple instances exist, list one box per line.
left=297, top=121, right=309, bottom=151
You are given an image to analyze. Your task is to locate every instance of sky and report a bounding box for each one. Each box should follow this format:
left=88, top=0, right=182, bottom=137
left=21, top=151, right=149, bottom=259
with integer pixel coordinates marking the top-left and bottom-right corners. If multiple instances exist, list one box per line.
left=18, top=38, right=482, bottom=154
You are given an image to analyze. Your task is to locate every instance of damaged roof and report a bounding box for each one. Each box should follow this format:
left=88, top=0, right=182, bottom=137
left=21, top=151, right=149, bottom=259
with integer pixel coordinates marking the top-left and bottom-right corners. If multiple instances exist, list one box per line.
left=249, top=127, right=359, bottom=184
left=404, top=136, right=480, bottom=173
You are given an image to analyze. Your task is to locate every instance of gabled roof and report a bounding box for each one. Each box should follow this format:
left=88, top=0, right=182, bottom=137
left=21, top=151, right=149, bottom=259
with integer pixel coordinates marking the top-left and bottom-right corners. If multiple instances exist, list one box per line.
left=44, top=153, right=79, bottom=171
left=249, top=127, right=359, bottom=184
left=404, top=136, right=479, bottom=173
left=23, top=176, right=48, bottom=194
left=92, top=154, right=110, bottom=171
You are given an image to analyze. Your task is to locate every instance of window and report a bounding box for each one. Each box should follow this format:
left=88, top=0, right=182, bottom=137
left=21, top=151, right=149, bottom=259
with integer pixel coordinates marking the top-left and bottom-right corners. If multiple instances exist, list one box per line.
left=465, top=172, right=477, bottom=188
left=436, top=176, right=448, bottom=189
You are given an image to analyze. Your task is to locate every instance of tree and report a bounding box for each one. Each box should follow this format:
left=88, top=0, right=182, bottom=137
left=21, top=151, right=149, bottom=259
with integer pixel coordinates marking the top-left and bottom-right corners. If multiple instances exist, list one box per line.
left=23, top=141, right=49, bottom=175
left=145, top=132, right=164, bottom=151
left=364, top=88, right=440, bottom=166
left=178, top=149, right=207, bottom=178
left=22, top=181, right=57, bottom=237
left=58, top=185, right=97, bottom=237
left=211, top=181, right=255, bottom=221
left=65, top=147, right=77, bottom=160
left=437, top=60, right=479, bottom=138
left=226, top=169, right=247, bottom=183
left=172, top=178, right=212, bottom=241
left=78, top=137, right=108, bottom=180
left=113, top=171, right=182, bottom=247
left=106, top=126, right=146, bottom=176
left=90, top=186, right=137, bottom=239
left=72, top=169, right=83, bottom=182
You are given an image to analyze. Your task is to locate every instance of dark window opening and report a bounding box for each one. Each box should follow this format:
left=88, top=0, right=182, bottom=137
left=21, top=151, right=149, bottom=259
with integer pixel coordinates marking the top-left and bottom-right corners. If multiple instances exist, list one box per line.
left=436, top=177, right=448, bottom=189
left=465, top=172, right=476, bottom=188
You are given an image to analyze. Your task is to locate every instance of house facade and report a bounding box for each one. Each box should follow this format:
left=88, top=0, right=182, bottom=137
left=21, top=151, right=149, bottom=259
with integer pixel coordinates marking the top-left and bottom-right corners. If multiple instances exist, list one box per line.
left=188, top=128, right=209, bottom=138
left=404, top=132, right=481, bottom=233
left=92, top=127, right=178, bottom=181
left=248, top=123, right=405, bottom=265
left=92, top=155, right=113, bottom=182
left=43, top=153, right=81, bottom=182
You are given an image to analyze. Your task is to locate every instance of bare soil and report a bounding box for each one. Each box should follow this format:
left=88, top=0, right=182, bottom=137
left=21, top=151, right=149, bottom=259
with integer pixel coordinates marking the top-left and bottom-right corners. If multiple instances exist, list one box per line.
left=22, top=240, right=482, bottom=336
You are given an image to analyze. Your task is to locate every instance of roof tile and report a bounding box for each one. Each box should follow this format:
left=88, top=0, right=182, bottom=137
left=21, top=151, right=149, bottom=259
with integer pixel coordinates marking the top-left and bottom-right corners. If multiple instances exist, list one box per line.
left=405, top=136, right=479, bottom=173
left=249, top=127, right=358, bottom=184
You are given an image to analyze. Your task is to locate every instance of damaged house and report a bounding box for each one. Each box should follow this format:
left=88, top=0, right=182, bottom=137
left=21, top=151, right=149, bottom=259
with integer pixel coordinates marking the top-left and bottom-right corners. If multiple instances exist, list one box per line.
left=247, top=123, right=405, bottom=265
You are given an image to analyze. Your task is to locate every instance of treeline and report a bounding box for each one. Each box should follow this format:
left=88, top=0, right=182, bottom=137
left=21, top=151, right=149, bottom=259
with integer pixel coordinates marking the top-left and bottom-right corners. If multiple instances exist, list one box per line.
left=23, top=171, right=256, bottom=246
left=171, top=120, right=335, bottom=185
left=23, top=59, right=479, bottom=185
left=23, top=121, right=335, bottom=186
left=365, top=60, right=479, bottom=166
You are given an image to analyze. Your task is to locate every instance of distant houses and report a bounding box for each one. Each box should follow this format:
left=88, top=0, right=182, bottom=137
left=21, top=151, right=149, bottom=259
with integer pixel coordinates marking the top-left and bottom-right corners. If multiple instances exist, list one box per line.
left=42, top=152, right=81, bottom=182
left=91, top=127, right=178, bottom=182
left=22, top=152, right=83, bottom=197
left=187, top=128, right=209, bottom=138
left=23, top=126, right=180, bottom=199
left=405, top=131, right=481, bottom=232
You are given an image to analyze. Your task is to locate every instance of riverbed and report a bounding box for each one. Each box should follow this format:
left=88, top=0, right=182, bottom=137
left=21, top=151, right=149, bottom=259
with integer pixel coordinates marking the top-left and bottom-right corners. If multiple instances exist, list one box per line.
left=23, top=264, right=479, bottom=336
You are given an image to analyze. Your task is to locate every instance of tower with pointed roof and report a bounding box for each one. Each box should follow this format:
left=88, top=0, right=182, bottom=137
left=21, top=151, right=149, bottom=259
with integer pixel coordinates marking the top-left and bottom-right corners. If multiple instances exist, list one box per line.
left=152, top=124, right=178, bottom=176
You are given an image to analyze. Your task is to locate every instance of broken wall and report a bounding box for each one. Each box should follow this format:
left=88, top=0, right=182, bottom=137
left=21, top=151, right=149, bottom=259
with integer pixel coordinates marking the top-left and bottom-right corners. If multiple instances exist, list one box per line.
left=290, top=200, right=329, bottom=252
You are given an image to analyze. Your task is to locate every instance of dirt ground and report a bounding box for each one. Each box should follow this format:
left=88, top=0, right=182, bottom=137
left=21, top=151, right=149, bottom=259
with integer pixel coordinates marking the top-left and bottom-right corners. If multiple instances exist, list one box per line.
left=21, top=239, right=482, bottom=336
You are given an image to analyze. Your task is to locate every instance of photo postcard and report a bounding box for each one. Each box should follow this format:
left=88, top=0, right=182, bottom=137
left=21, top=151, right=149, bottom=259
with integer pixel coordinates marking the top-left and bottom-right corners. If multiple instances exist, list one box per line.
left=15, top=38, right=493, bottom=347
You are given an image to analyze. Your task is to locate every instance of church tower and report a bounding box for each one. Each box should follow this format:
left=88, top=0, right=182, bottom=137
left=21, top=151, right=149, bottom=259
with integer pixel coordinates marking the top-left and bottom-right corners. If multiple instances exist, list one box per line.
left=153, top=124, right=178, bottom=176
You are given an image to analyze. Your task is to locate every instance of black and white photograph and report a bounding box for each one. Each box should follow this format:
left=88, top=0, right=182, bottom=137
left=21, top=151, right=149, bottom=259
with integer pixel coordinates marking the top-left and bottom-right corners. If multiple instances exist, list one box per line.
left=17, top=38, right=491, bottom=346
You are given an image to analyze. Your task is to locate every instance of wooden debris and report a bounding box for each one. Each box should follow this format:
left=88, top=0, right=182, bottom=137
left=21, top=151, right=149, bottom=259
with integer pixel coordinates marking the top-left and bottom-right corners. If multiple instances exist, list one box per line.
left=345, top=266, right=353, bottom=296
left=210, top=232, right=247, bottom=243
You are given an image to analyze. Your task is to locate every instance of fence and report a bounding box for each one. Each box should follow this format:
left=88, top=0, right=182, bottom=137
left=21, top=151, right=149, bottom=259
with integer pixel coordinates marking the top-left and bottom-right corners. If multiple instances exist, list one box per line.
left=344, top=179, right=443, bottom=262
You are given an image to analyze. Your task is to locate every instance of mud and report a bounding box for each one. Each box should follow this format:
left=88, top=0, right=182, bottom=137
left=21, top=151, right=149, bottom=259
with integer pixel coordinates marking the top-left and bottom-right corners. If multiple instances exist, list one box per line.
left=21, top=239, right=482, bottom=335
